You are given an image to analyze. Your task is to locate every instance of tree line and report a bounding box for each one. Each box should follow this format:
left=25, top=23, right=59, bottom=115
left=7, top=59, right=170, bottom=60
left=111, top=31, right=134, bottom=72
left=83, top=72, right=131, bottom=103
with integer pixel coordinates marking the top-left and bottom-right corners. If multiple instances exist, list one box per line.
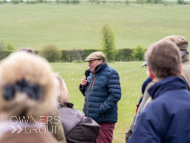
left=0, top=23, right=146, bottom=62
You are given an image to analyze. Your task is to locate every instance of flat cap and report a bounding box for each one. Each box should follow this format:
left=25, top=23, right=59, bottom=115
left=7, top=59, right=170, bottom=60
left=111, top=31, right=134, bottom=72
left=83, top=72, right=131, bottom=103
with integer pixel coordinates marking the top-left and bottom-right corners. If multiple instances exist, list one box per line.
left=85, top=52, right=106, bottom=62
left=161, top=35, right=188, bottom=50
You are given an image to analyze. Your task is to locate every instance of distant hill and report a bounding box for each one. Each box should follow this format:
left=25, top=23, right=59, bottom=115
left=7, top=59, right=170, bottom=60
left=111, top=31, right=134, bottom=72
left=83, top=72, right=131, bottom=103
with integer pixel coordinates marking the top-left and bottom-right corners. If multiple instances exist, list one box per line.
left=0, top=4, right=190, bottom=50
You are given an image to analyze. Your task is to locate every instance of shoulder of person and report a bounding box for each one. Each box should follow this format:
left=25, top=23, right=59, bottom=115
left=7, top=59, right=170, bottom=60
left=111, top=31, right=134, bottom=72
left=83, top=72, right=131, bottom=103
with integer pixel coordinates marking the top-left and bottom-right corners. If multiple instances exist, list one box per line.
left=104, top=66, right=119, bottom=76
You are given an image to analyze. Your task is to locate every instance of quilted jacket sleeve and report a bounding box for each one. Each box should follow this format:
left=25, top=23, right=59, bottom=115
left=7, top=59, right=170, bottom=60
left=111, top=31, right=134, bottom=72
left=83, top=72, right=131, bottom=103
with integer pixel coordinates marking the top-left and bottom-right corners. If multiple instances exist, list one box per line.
left=100, top=70, right=121, bottom=115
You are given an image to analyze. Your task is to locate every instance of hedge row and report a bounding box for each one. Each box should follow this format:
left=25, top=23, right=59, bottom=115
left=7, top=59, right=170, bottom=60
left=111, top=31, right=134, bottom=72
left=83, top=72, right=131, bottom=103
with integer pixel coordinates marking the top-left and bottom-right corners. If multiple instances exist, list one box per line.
left=61, top=48, right=134, bottom=62
left=0, top=50, right=12, bottom=60
left=0, top=48, right=134, bottom=62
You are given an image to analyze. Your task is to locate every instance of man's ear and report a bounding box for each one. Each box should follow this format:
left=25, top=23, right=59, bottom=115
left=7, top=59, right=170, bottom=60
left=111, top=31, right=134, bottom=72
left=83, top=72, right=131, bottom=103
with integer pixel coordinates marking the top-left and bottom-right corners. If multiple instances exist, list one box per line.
left=148, top=67, right=155, bottom=80
left=177, top=63, right=182, bottom=76
left=99, top=59, right=103, bottom=64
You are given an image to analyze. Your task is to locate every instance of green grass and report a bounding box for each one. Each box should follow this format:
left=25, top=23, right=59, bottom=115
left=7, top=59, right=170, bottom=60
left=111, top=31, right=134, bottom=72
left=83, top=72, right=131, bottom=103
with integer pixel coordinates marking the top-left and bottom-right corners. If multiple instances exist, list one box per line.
left=0, top=4, right=190, bottom=50
left=51, top=61, right=147, bottom=143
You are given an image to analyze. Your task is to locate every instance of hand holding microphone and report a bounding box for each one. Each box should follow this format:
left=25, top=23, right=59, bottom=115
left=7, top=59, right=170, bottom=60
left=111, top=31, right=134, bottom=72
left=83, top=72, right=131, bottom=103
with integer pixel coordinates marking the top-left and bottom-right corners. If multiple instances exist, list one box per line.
left=80, top=69, right=90, bottom=87
left=81, top=77, right=87, bottom=86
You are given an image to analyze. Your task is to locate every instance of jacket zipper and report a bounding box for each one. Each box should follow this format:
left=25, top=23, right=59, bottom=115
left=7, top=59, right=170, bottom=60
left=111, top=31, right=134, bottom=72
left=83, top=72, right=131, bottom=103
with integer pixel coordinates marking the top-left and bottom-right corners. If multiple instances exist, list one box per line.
left=86, top=75, right=94, bottom=117
left=86, top=64, right=102, bottom=117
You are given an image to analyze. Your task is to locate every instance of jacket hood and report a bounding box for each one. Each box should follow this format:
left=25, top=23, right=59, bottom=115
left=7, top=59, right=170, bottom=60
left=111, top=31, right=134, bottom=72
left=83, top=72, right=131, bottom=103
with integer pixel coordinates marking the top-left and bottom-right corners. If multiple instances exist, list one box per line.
left=148, top=76, right=187, bottom=99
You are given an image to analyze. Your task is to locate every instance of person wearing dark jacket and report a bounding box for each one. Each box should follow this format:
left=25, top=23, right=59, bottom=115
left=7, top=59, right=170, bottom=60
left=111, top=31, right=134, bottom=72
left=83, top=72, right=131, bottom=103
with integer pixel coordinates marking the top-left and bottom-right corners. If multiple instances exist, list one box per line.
left=54, top=73, right=100, bottom=143
left=128, top=38, right=190, bottom=143
left=125, top=75, right=153, bottom=142
left=79, top=52, right=121, bottom=143
left=126, top=35, right=190, bottom=142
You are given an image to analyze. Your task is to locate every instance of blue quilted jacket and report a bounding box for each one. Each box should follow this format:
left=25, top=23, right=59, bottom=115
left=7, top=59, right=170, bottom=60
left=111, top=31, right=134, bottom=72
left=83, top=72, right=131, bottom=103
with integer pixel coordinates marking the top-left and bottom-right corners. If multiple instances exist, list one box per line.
left=79, top=62, right=121, bottom=123
left=128, top=76, right=190, bottom=143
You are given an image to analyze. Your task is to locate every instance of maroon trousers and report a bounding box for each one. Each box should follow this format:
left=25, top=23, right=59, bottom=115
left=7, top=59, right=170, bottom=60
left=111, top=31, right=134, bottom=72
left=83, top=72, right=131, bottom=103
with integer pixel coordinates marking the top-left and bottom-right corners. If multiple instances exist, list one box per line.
left=95, top=123, right=115, bottom=143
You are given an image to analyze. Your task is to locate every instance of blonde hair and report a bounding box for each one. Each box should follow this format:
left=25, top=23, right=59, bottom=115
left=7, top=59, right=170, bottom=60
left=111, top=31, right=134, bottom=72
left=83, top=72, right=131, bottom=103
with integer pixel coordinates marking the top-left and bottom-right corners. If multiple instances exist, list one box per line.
left=54, top=73, right=69, bottom=105
left=0, top=52, right=57, bottom=121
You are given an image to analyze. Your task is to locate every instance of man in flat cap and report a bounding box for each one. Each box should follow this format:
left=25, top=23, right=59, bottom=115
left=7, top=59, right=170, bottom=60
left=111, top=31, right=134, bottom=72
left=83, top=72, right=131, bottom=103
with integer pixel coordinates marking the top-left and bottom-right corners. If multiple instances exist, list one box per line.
left=126, top=35, right=190, bottom=142
left=79, top=51, right=121, bottom=143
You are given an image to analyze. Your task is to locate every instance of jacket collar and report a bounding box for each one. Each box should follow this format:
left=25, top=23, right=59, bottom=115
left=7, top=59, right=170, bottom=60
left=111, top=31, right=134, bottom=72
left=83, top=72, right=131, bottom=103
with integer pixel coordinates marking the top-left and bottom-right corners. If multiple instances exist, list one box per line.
left=141, top=77, right=152, bottom=94
left=94, top=62, right=108, bottom=74
left=148, top=76, right=188, bottom=99
left=58, top=102, right=73, bottom=109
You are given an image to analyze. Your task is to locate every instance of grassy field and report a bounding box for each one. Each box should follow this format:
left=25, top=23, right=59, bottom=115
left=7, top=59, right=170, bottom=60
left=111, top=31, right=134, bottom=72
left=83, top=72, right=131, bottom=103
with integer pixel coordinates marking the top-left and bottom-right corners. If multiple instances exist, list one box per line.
left=0, top=4, right=190, bottom=50
left=51, top=61, right=147, bottom=143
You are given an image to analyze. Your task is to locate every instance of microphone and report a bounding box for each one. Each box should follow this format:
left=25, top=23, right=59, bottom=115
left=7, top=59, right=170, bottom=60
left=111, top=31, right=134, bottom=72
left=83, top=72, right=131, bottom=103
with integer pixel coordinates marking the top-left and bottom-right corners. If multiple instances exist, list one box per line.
left=85, top=69, right=90, bottom=79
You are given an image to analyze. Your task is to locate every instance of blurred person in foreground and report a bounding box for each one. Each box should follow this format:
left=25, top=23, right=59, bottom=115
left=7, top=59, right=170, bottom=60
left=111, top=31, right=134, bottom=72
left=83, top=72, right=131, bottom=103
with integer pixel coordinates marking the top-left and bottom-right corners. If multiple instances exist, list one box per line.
left=17, top=47, right=67, bottom=143
left=126, top=35, right=190, bottom=142
left=79, top=52, right=121, bottom=143
left=128, top=38, right=190, bottom=143
left=54, top=73, right=100, bottom=143
left=0, top=52, right=58, bottom=143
